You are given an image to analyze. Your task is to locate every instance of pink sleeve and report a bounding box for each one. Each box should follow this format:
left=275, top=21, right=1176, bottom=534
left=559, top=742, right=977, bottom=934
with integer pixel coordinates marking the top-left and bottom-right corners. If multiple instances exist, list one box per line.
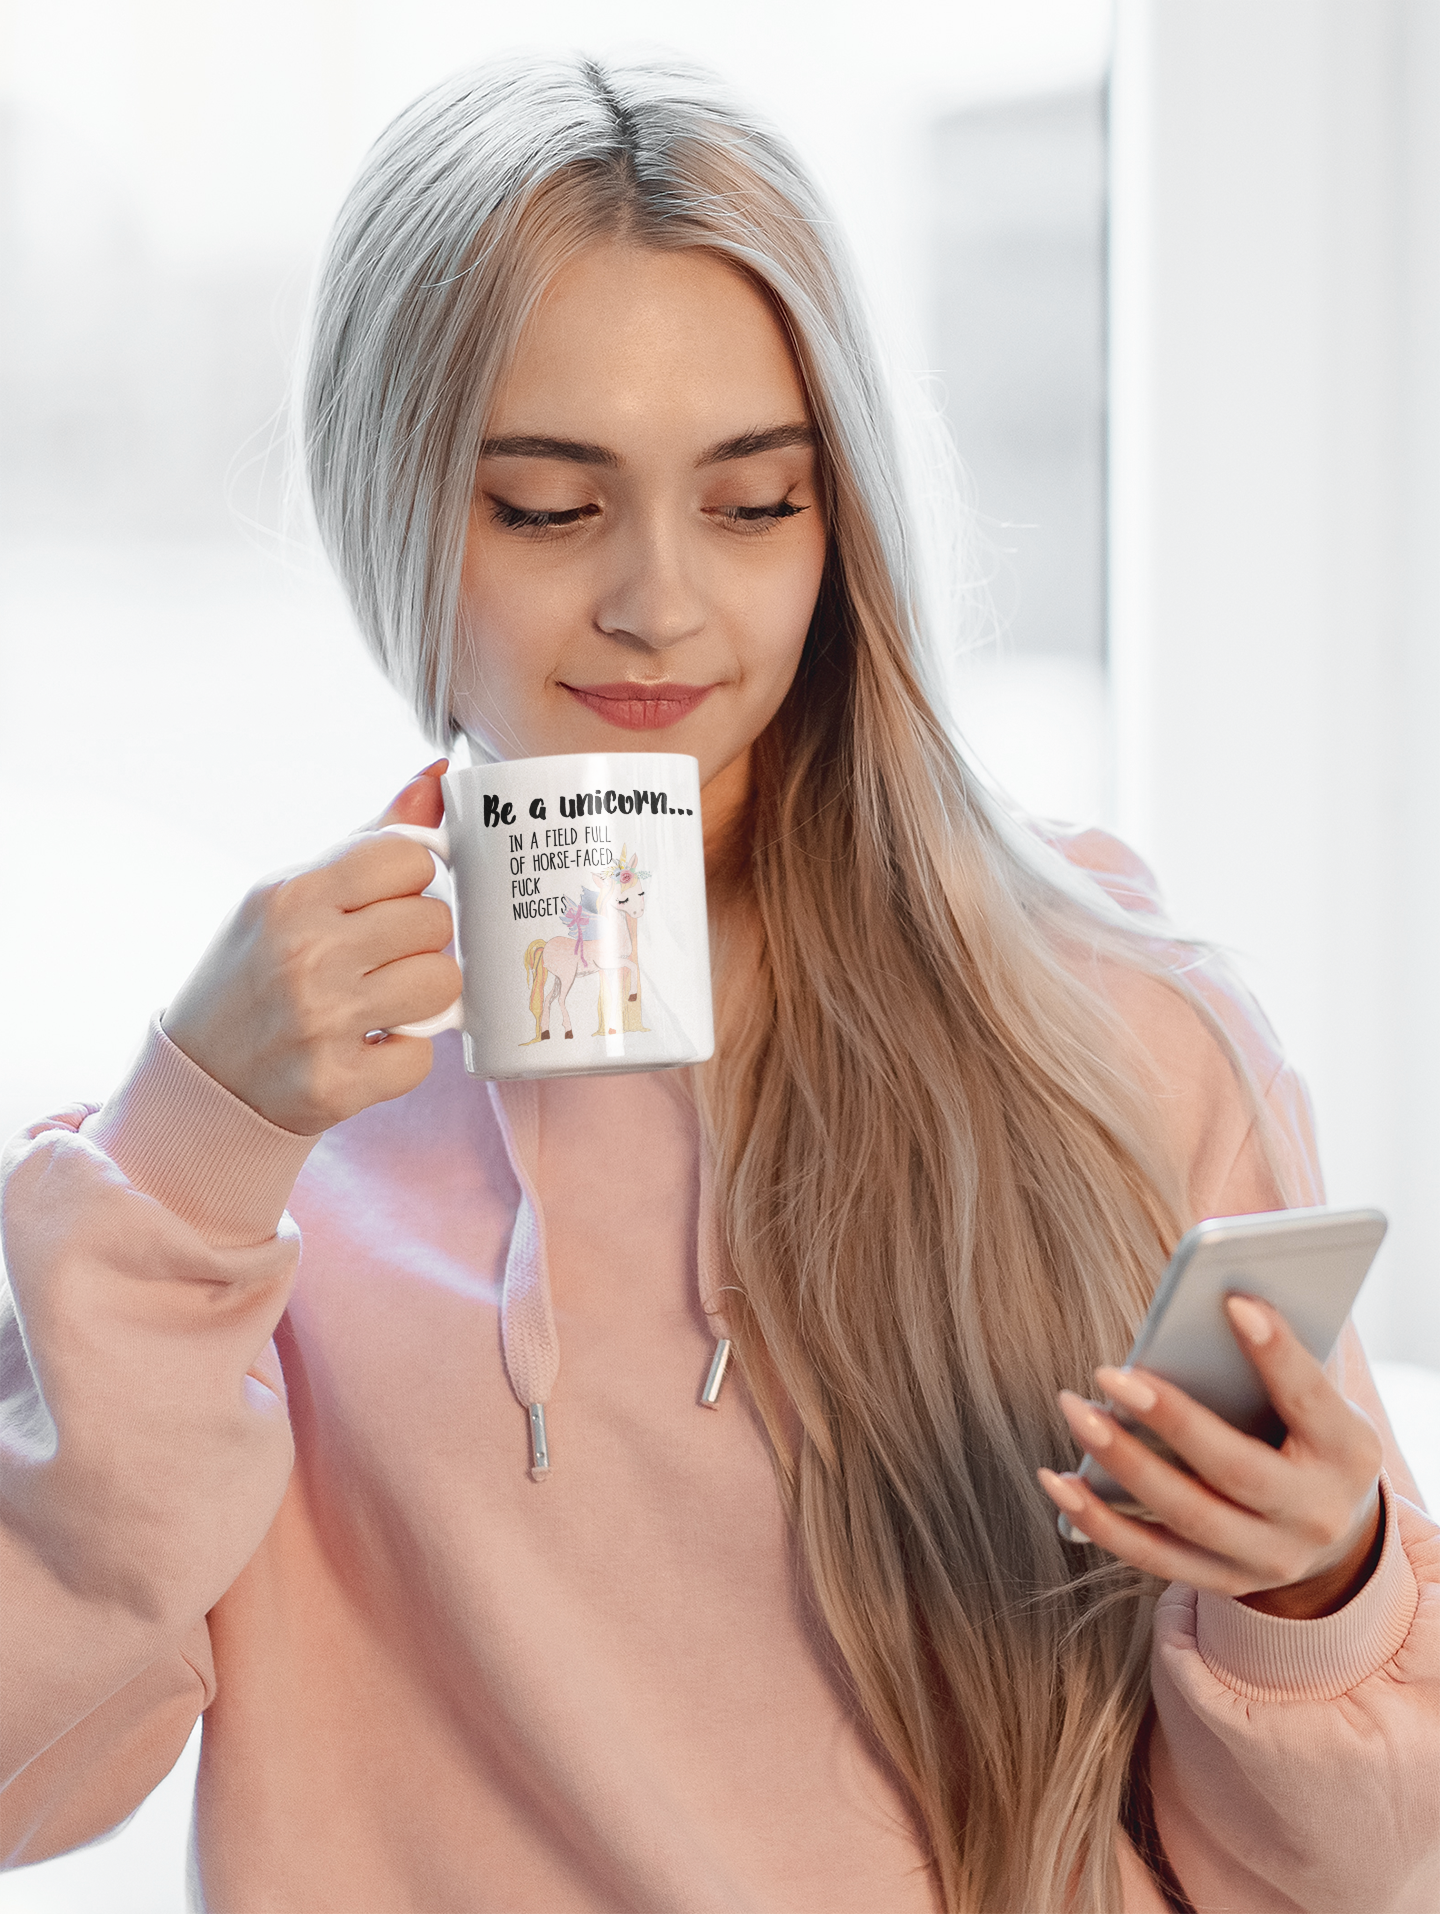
left=1150, top=1475, right=1440, bottom=1911
left=0, top=1022, right=315, bottom=1865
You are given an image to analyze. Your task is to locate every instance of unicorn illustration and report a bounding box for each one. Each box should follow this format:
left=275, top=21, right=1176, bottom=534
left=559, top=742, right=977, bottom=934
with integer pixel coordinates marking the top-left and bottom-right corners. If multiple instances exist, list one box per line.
left=522, top=847, right=650, bottom=1042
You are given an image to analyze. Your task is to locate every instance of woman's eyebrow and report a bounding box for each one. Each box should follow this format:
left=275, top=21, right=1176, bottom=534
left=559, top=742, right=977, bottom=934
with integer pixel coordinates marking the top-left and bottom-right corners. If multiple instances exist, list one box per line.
left=476, top=423, right=814, bottom=470
left=478, top=434, right=620, bottom=468
left=699, top=423, right=814, bottom=466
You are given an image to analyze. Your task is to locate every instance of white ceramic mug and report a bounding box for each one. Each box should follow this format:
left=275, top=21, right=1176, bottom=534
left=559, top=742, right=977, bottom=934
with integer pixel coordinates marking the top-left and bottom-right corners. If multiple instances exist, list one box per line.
left=384, top=752, right=714, bottom=1080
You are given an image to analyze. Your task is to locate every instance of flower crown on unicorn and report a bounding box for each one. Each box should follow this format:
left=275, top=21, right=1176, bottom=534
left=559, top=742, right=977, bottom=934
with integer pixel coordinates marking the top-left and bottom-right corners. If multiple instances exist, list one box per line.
left=607, top=846, right=650, bottom=890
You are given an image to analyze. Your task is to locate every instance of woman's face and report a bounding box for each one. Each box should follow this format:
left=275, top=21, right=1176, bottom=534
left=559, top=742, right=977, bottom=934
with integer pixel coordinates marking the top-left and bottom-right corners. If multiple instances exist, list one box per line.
left=453, top=243, right=827, bottom=805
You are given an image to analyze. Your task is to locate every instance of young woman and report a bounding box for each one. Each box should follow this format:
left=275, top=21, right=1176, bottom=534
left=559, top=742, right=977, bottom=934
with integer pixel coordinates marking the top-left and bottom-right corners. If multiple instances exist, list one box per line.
left=2, top=57, right=1434, bottom=1914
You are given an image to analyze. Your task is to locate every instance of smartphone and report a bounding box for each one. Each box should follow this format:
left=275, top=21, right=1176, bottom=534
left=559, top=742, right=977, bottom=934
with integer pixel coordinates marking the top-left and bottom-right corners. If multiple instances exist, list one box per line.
left=1056, top=1205, right=1387, bottom=1542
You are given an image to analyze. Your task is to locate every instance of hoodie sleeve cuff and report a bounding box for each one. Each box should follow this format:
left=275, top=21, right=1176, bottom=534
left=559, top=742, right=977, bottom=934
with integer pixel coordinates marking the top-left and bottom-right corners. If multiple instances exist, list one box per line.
left=81, top=1018, right=320, bottom=1250
left=1194, top=1473, right=1417, bottom=1702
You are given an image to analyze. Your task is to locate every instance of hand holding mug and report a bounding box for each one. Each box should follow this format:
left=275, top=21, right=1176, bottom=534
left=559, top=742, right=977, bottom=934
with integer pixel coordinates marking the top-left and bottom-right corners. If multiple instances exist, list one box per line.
left=162, top=763, right=461, bottom=1135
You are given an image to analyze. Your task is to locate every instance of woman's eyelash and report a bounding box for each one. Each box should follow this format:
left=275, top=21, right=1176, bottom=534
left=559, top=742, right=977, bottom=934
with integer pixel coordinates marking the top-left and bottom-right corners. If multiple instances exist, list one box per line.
left=489, top=500, right=599, bottom=530
left=720, top=500, right=806, bottom=526
left=487, top=497, right=807, bottom=533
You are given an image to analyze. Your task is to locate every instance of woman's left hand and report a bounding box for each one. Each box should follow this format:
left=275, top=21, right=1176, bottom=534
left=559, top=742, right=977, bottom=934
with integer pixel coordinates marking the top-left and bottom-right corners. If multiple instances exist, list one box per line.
left=1037, top=1295, right=1385, bottom=1619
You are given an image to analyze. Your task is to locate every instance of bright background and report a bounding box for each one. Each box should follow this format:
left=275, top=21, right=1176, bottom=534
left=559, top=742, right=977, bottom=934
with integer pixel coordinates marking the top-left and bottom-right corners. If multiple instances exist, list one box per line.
left=2, top=2, right=1437, bottom=1908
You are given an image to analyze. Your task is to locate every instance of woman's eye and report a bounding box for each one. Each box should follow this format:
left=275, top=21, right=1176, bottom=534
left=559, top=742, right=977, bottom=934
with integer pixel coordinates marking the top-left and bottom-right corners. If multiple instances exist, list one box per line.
left=489, top=499, right=600, bottom=532
left=715, top=499, right=807, bottom=531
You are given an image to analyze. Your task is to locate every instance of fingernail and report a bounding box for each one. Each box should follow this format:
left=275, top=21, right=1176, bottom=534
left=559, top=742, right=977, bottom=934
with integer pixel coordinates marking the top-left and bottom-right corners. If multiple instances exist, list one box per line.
left=1059, top=1390, right=1114, bottom=1449
left=1096, top=1366, right=1158, bottom=1413
left=1037, top=1466, right=1087, bottom=1514
left=414, top=759, right=448, bottom=779
left=1227, top=1295, right=1273, bottom=1346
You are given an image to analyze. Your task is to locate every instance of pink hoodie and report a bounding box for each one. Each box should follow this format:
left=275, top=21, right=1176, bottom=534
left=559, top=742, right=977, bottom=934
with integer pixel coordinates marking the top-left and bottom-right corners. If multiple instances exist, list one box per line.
left=2, top=841, right=1437, bottom=1912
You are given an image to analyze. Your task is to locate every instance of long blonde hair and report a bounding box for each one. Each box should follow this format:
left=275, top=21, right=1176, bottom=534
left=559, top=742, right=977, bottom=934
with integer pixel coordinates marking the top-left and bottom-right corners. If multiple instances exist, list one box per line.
left=303, top=56, right=1249, bottom=1910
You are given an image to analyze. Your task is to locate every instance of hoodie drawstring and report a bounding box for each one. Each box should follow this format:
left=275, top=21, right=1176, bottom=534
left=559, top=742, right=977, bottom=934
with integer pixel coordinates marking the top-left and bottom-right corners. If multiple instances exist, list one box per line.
left=488, top=1081, right=560, bottom=1480
left=488, top=1079, right=733, bottom=1477
left=697, top=1141, right=733, bottom=1408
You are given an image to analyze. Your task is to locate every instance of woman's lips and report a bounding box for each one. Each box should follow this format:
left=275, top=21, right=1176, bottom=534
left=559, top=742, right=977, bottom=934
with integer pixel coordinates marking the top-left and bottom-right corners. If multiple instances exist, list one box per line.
left=560, top=681, right=718, bottom=730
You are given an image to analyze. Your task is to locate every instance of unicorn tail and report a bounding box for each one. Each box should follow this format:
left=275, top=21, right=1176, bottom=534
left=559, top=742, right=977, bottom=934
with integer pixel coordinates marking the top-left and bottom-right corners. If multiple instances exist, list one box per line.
left=523, top=939, right=547, bottom=1026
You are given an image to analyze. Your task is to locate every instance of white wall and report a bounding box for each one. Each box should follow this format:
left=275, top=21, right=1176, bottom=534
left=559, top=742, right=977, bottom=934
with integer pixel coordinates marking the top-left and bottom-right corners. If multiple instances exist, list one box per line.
left=1109, top=0, right=1440, bottom=1363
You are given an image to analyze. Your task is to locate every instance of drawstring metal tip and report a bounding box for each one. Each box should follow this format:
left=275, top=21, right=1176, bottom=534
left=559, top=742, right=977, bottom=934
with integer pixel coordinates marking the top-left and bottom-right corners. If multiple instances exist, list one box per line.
left=528, top=1402, right=551, bottom=1480
left=700, top=1338, right=732, bottom=1409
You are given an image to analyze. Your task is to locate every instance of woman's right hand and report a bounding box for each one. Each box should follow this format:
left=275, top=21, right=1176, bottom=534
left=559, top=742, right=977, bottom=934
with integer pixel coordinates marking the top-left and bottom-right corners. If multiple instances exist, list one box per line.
left=161, top=763, right=461, bottom=1136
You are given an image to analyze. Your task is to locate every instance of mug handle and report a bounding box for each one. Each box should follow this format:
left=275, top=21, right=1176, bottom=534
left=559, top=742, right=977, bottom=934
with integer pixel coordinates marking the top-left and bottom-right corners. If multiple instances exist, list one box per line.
left=380, top=822, right=465, bottom=1038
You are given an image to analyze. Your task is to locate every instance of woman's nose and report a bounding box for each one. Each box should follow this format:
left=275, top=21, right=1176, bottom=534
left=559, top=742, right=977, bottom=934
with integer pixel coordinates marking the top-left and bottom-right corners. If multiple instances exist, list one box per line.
left=593, top=514, right=707, bottom=651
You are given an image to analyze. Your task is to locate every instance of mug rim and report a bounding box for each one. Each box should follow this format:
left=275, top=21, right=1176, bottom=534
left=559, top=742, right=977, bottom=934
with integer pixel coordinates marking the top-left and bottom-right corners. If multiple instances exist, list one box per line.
left=445, top=750, right=701, bottom=782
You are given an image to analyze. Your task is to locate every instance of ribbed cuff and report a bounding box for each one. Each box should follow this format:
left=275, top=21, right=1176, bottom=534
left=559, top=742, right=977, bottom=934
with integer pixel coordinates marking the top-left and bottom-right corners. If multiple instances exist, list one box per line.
left=1195, top=1474, right=1417, bottom=1701
left=82, top=1018, right=320, bottom=1250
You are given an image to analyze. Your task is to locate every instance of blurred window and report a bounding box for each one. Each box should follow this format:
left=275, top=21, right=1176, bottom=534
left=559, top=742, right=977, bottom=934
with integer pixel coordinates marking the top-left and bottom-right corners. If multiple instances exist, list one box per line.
left=932, top=87, right=1108, bottom=664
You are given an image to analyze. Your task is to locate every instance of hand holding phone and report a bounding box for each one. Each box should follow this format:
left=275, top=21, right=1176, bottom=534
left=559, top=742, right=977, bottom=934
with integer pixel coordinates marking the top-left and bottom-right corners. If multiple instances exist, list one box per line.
left=1036, top=1207, right=1389, bottom=1619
